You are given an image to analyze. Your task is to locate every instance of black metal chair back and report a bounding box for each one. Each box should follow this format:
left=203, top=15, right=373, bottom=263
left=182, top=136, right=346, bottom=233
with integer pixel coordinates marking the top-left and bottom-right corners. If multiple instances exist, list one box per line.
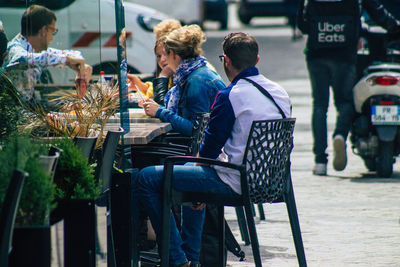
left=160, top=118, right=306, bottom=267
left=0, top=169, right=27, bottom=267
left=131, top=112, right=210, bottom=170
left=74, top=135, right=98, bottom=159
left=186, top=112, right=210, bottom=156
left=243, top=119, right=295, bottom=203
left=97, top=128, right=123, bottom=195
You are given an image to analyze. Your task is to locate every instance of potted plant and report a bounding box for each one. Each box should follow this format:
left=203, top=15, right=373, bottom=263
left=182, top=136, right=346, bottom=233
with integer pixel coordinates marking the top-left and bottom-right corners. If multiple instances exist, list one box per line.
left=2, top=71, right=121, bottom=266
left=49, top=137, right=103, bottom=267
left=0, top=133, right=56, bottom=267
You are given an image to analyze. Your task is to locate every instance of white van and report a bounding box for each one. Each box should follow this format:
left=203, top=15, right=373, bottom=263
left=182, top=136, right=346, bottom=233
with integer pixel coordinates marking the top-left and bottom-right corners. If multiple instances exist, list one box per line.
left=0, top=0, right=169, bottom=83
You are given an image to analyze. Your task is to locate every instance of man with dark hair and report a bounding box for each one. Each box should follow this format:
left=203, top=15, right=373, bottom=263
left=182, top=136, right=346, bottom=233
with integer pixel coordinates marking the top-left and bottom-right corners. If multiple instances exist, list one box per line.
left=222, top=32, right=259, bottom=71
left=3, top=4, right=92, bottom=100
left=134, top=32, right=291, bottom=267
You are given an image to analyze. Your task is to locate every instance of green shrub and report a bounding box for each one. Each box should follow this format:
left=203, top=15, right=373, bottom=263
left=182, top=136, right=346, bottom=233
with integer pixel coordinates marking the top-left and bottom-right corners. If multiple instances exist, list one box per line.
left=0, top=133, right=55, bottom=226
left=52, top=138, right=100, bottom=200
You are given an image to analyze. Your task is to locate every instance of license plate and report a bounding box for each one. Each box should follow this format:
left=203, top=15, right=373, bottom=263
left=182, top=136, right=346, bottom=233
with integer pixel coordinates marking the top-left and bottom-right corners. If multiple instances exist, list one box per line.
left=371, top=105, right=400, bottom=125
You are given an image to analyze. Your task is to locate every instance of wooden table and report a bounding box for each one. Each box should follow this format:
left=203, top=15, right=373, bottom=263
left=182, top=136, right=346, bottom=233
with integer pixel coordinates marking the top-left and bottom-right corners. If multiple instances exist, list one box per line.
left=105, top=117, right=172, bottom=145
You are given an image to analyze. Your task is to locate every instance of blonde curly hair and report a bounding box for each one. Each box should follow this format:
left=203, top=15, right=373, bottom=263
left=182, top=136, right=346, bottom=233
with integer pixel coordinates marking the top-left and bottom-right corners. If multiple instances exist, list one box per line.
left=153, top=19, right=182, bottom=40
left=163, top=24, right=206, bottom=60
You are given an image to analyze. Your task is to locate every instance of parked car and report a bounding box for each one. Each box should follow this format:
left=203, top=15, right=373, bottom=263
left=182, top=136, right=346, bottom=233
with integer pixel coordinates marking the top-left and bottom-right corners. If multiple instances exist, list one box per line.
left=238, top=0, right=299, bottom=26
left=0, top=0, right=169, bottom=83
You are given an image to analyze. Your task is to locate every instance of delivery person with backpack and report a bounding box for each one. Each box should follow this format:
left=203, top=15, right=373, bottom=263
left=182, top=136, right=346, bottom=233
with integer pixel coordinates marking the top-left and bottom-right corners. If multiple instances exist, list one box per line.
left=297, top=0, right=400, bottom=176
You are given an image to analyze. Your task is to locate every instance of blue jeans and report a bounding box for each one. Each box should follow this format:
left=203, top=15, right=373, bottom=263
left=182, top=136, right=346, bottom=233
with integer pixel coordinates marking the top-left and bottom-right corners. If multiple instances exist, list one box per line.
left=307, top=58, right=356, bottom=164
left=134, top=164, right=238, bottom=266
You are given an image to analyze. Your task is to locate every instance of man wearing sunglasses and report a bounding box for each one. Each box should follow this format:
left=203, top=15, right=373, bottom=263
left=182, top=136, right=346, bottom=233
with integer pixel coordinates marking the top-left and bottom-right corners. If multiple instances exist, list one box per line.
left=3, top=4, right=92, bottom=101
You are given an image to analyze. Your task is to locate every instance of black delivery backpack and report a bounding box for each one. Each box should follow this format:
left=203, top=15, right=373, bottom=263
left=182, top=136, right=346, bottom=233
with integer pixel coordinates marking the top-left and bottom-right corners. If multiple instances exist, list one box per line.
left=304, top=0, right=361, bottom=49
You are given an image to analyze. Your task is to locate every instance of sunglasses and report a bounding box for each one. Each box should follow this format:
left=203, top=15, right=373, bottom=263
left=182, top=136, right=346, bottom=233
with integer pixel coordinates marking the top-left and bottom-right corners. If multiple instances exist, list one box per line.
left=218, top=55, right=224, bottom=62
left=47, top=25, right=58, bottom=36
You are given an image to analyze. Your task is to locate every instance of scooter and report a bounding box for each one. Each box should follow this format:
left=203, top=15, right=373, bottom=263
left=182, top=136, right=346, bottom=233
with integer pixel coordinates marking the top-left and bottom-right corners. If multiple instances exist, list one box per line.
left=351, top=26, right=400, bottom=177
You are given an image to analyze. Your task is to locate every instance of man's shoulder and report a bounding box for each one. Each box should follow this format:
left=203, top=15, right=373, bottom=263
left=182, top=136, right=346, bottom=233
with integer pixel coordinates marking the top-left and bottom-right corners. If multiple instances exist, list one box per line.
left=8, top=34, right=28, bottom=50
left=232, top=74, right=269, bottom=90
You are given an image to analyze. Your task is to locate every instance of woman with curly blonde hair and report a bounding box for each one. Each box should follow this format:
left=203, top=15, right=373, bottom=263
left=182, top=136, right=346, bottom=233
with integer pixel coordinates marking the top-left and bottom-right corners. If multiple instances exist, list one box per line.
left=143, top=24, right=225, bottom=136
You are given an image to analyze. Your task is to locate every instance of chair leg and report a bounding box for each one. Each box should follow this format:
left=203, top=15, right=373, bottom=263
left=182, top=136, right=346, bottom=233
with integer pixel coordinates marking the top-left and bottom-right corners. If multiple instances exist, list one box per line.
left=235, top=207, right=250, bottom=245
left=218, top=206, right=226, bottom=267
left=160, top=205, right=171, bottom=267
left=284, top=182, right=307, bottom=267
left=243, top=204, right=262, bottom=267
left=257, top=203, right=265, bottom=221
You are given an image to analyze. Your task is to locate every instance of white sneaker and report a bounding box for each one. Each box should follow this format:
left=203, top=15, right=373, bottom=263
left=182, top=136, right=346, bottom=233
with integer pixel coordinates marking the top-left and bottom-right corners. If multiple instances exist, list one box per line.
left=313, top=163, right=327, bottom=176
left=333, top=134, right=347, bottom=171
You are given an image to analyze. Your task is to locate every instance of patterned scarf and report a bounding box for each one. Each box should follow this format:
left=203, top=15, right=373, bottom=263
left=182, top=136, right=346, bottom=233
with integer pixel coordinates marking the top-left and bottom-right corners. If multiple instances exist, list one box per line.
left=164, top=56, right=207, bottom=114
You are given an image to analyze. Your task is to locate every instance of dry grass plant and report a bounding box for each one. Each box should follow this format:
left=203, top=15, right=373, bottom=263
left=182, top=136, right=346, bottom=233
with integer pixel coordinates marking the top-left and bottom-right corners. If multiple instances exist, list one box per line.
left=3, top=73, right=120, bottom=147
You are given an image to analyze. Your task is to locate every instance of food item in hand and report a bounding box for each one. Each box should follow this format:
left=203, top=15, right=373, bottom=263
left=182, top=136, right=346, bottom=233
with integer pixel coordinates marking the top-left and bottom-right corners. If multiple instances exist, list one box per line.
left=75, top=78, right=87, bottom=98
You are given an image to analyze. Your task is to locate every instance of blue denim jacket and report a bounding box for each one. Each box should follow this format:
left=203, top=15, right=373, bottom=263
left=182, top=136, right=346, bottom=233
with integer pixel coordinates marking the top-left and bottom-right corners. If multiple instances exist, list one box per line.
left=155, top=65, right=225, bottom=136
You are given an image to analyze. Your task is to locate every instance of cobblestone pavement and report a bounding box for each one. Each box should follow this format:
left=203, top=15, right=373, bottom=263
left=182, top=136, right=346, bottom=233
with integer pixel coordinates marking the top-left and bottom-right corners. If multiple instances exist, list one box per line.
left=225, top=79, right=400, bottom=267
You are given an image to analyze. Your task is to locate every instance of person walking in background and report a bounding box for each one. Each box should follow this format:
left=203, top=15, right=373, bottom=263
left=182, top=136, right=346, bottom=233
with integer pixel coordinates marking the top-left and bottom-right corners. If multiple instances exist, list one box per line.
left=142, top=24, right=225, bottom=136
left=134, top=32, right=291, bottom=267
left=2, top=4, right=92, bottom=101
left=297, top=0, right=400, bottom=175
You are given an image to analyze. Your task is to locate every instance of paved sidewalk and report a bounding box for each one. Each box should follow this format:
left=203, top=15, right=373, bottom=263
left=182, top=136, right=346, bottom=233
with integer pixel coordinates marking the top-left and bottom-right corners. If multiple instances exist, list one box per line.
left=225, top=79, right=400, bottom=267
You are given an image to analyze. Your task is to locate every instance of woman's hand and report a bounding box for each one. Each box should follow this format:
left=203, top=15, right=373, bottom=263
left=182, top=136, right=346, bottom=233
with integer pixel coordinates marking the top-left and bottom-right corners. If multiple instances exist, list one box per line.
left=142, top=98, right=159, bottom=117
left=159, top=65, right=174, bottom=78
left=127, top=73, right=149, bottom=94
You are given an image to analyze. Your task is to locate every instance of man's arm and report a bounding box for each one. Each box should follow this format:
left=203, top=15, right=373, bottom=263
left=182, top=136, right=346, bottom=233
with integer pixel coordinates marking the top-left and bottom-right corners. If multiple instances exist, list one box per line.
left=296, top=0, right=308, bottom=34
left=6, top=45, right=83, bottom=70
left=363, top=0, right=400, bottom=33
left=199, top=90, right=235, bottom=159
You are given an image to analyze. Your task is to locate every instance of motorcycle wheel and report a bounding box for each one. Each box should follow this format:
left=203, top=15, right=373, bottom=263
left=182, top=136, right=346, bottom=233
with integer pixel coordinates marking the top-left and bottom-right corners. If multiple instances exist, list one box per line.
left=363, top=158, right=376, bottom=171
left=376, top=140, right=394, bottom=178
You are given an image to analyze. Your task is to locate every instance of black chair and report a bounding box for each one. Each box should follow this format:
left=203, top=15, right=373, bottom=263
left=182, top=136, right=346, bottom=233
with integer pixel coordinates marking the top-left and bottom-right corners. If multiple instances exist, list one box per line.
left=0, top=169, right=28, bottom=267
left=95, top=128, right=124, bottom=200
left=94, top=128, right=124, bottom=267
left=160, top=118, right=307, bottom=267
left=74, top=135, right=98, bottom=160
left=131, top=112, right=210, bottom=169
